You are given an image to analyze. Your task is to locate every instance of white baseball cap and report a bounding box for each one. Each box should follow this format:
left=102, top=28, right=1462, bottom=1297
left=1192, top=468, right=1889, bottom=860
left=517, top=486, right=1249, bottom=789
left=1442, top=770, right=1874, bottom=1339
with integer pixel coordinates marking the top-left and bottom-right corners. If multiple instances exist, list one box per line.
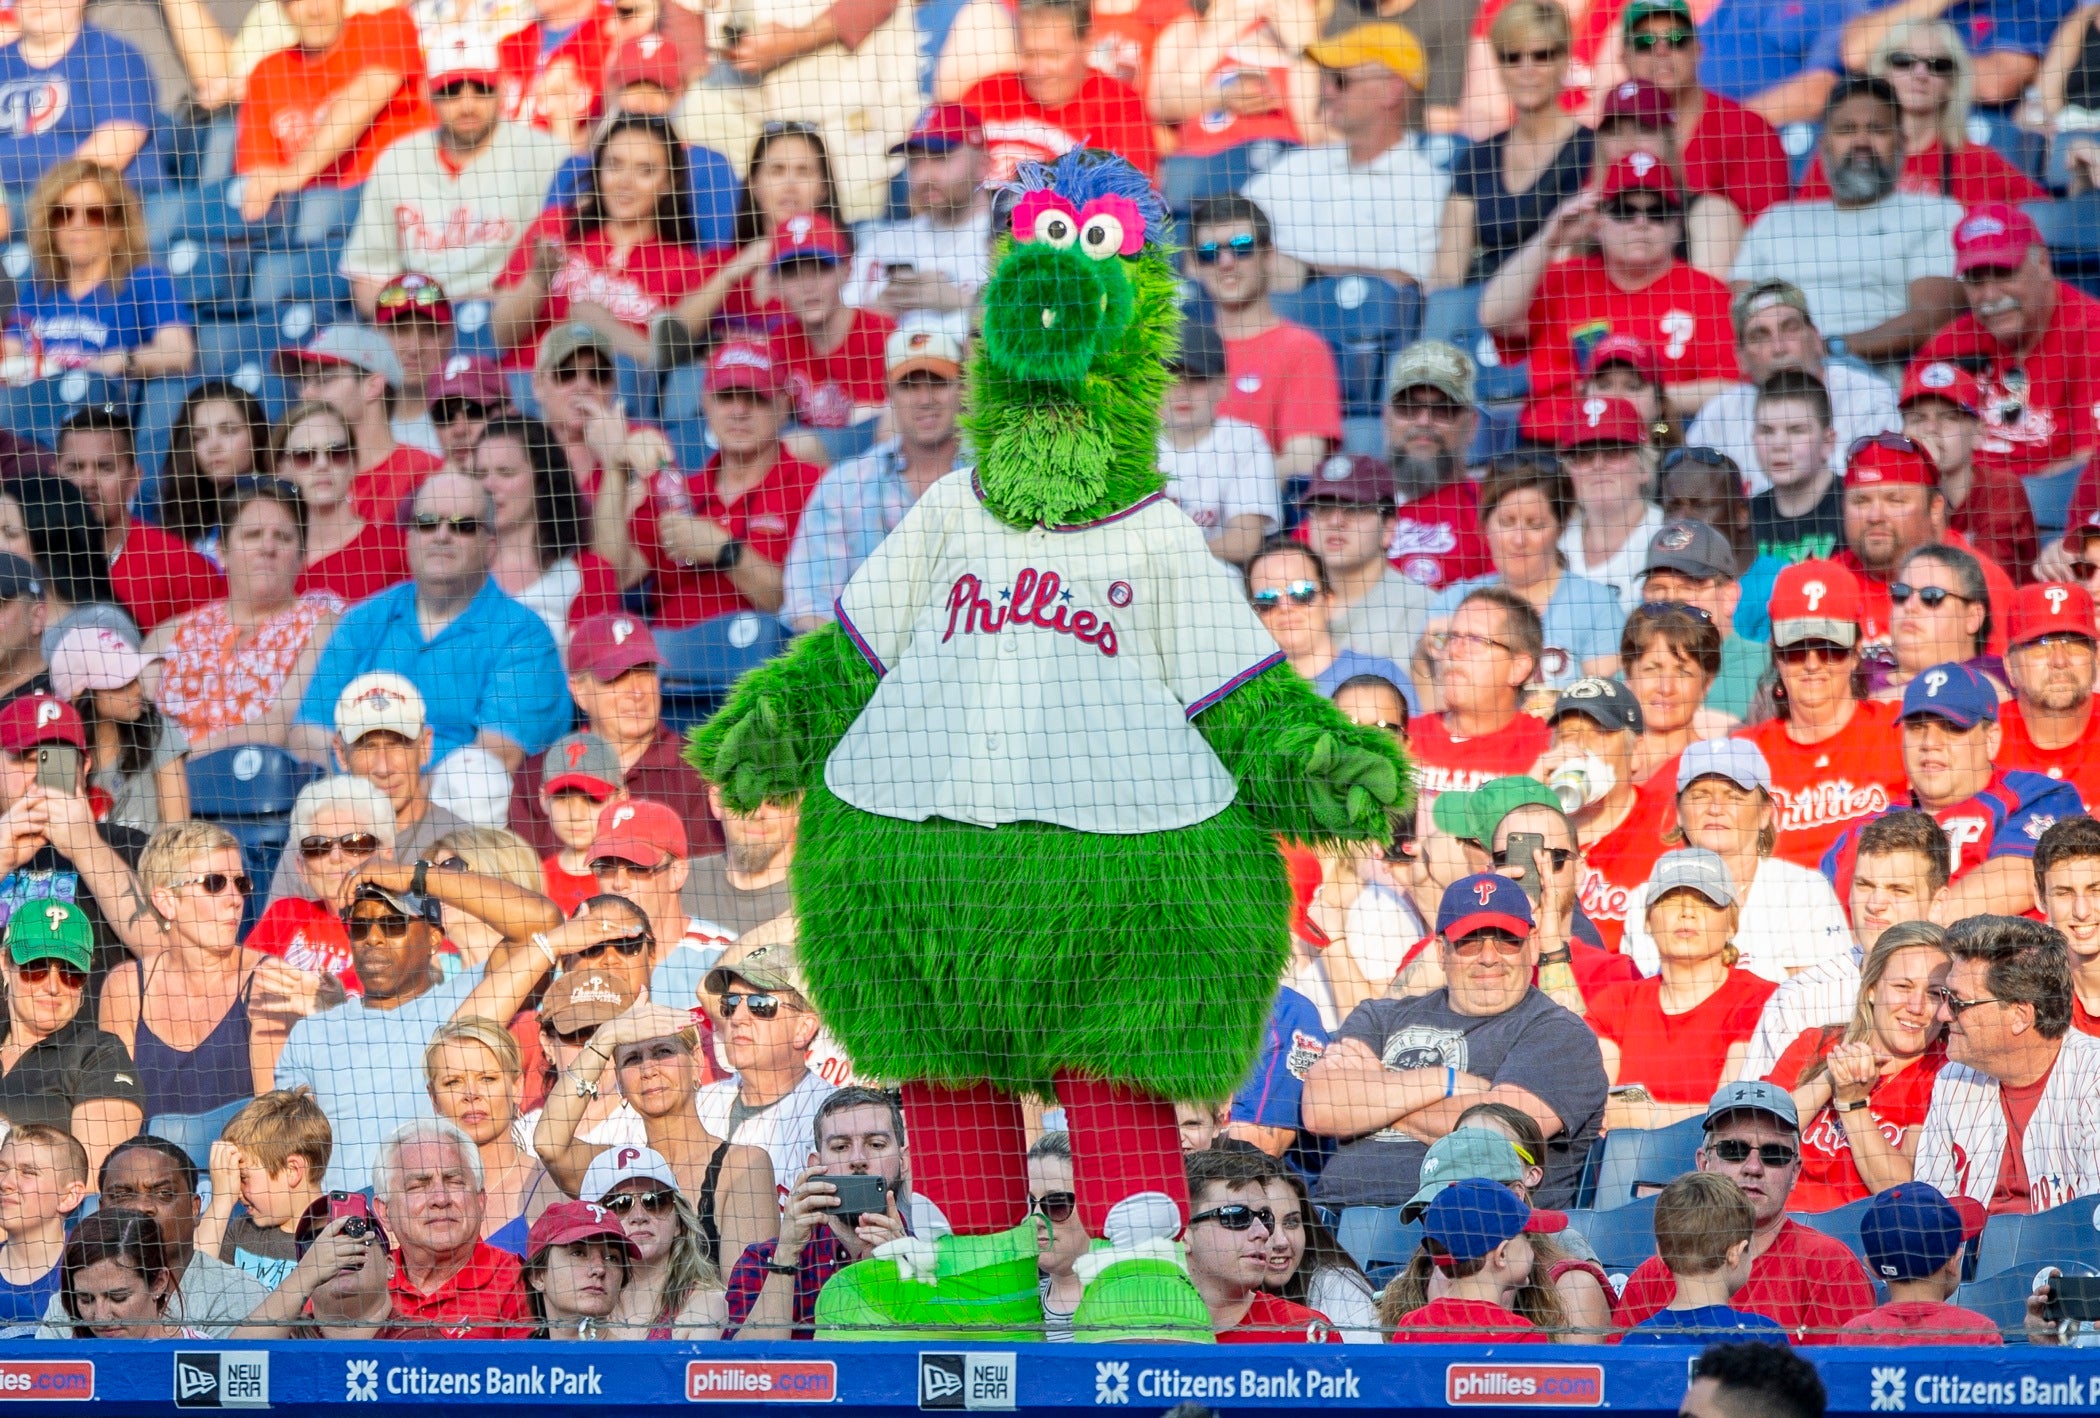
left=48, top=626, right=158, bottom=701
left=885, top=327, right=963, bottom=381
left=334, top=672, right=427, bottom=743
left=581, top=1143, right=680, bottom=1204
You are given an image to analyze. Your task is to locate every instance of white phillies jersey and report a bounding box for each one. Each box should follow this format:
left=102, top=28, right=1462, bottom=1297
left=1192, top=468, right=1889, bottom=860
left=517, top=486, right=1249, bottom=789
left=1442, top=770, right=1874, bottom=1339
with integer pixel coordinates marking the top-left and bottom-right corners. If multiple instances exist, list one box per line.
left=826, top=469, right=1283, bottom=833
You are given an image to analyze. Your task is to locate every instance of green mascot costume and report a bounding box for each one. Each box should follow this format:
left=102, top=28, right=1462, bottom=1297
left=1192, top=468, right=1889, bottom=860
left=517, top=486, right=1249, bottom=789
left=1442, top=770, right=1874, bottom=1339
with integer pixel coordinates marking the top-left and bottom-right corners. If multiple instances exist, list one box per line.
left=691, top=149, right=1409, bottom=1339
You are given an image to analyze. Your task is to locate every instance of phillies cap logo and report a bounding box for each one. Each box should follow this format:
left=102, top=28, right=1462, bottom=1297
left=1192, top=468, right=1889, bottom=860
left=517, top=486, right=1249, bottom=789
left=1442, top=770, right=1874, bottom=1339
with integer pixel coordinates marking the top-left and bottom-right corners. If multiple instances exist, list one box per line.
left=1960, top=214, right=2006, bottom=241
left=1582, top=397, right=1608, bottom=426
left=1920, top=362, right=1957, bottom=388
left=33, top=699, right=59, bottom=729
left=908, top=332, right=932, bottom=351
left=42, top=904, right=68, bottom=930
left=611, top=806, right=637, bottom=828
left=586, top=1203, right=612, bottom=1223
left=1802, top=580, right=1827, bottom=612
left=353, top=685, right=398, bottom=709
left=565, top=741, right=588, bottom=768
left=1615, top=81, right=1639, bottom=101
left=1628, top=151, right=1658, bottom=178
left=2046, top=586, right=2071, bottom=614
left=1319, top=455, right=1353, bottom=481
left=1565, top=677, right=1609, bottom=698
left=637, top=33, right=662, bottom=54
left=615, top=1147, right=641, bottom=1168
left=785, top=215, right=813, bottom=242
left=612, top=617, right=635, bottom=644
left=444, top=354, right=471, bottom=378
left=1473, top=880, right=1496, bottom=905
left=1925, top=669, right=1949, bottom=697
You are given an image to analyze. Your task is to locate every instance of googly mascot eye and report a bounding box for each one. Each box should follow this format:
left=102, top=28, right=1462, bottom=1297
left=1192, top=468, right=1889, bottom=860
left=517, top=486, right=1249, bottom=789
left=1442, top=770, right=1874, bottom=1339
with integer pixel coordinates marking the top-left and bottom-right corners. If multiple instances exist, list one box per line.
left=690, top=149, right=1410, bottom=1341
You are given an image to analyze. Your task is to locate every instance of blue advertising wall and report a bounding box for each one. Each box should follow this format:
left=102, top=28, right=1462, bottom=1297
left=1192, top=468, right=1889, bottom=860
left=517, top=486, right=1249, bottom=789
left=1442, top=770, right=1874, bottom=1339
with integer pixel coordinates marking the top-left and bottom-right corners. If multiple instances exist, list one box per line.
left=1, top=1341, right=2095, bottom=1417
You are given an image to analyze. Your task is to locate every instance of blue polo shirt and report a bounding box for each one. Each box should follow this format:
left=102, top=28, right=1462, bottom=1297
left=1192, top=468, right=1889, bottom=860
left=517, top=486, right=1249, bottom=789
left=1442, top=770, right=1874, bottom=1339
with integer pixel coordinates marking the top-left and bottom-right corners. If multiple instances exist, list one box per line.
left=295, top=577, right=569, bottom=758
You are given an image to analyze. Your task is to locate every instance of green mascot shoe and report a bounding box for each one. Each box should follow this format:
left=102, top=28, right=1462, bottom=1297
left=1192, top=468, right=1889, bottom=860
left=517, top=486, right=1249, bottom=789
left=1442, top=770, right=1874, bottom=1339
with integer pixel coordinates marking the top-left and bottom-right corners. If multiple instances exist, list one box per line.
left=812, top=1221, right=1047, bottom=1341
left=1069, top=1193, right=1214, bottom=1344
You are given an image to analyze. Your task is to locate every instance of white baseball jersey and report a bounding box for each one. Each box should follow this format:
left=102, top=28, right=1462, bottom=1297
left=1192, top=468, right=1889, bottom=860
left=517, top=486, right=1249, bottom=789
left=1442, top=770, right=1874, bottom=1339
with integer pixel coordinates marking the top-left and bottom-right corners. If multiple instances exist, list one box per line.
left=339, top=121, right=566, bottom=297
left=826, top=469, right=1283, bottom=834
left=1742, top=945, right=1863, bottom=1081
left=1913, top=1029, right=2100, bottom=1213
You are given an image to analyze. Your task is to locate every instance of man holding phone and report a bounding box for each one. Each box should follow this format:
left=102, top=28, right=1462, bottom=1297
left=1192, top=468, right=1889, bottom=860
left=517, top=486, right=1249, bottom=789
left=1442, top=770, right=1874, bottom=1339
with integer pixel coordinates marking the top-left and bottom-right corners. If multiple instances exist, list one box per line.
left=723, top=1086, right=913, bottom=1339
left=842, top=104, right=992, bottom=343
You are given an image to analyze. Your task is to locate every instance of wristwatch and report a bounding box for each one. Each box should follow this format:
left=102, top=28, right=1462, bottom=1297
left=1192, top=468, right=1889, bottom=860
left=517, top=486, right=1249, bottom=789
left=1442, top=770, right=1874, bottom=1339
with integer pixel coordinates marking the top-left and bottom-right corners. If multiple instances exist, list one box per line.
left=1537, top=947, right=1572, bottom=966
left=761, top=1259, right=799, bottom=1276
left=713, top=537, right=745, bottom=571
left=1838, top=1097, right=1871, bottom=1113
left=1827, top=334, right=1850, bottom=360
left=409, top=859, right=429, bottom=898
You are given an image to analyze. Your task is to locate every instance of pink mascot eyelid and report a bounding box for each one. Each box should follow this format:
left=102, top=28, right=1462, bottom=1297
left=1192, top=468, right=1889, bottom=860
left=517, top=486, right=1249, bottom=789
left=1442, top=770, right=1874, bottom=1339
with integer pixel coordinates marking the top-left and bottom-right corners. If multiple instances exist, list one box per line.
left=1079, top=195, right=1147, bottom=255
left=1012, top=190, right=1079, bottom=241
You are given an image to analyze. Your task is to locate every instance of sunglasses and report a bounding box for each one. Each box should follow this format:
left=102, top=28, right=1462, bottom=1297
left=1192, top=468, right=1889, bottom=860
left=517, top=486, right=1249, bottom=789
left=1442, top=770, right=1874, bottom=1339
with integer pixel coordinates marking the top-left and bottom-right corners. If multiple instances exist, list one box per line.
left=1931, top=985, right=2009, bottom=1018
left=377, top=278, right=448, bottom=312
left=720, top=991, right=785, bottom=1018
left=562, top=934, right=652, bottom=965
left=2070, top=560, right=2100, bottom=581
left=433, top=78, right=497, bottom=97
left=1251, top=580, right=1320, bottom=613
left=1707, top=1138, right=1800, bottom=1168
left=1775, top=640, right=1852, bottom=664
left=602, top=1187, right=676, bottom=1216
left=173, top=872, right=252, bottom=896
left=1390, top=396, right=1467, bottom=421
left=1029, top=1190, right=1077, bottom=1223
left=1190, top=1203, right=1275, bottom=1231
left=1604, top=202, right=1672, bottom=224
left=1660, top=446, right=1740, bottom=477
left=409, top=513, right=487, bottom=537
left=1493, top=846, right=1575, bottom=871
left=555, top=361, right=615, bottom=386
left=283, top=443, right=355, bottom=470
left=1889, top=582, right=1969, bottom=608
left=1848, top=431, right=1926, bottom=461
left=1887, top=50, right=1957, bottom=74
left=542, top=1019, right=600, bottom=1048
left=14, top=959, right=87, bottom=988
left=1629, top=28, right=1695, bottom=49
left=51, top=203, right=111, bottom=227
left=347, top=913, right=413, bottom=940
left=1192, top=234, right=1262, bottom=266
left=1450, top=930, right=1528, bottom=957
left=299, top=832, right=381, bottom=861
left=1498, top=44, right=1566, bottom=65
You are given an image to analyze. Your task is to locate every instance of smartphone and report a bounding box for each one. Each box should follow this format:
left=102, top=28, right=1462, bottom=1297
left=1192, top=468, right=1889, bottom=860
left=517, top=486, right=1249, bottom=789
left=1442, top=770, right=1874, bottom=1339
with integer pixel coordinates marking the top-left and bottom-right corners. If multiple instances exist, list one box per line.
left=1502, top=831, right=1546, bottom=904
left=33, top=744, right=77, bottom=794
left=719, top=20, right=746, bottom=46
left=2046, top=1275, right=2100, bottom=1322
left=883, top=262, right=915, bottom=278
left=325, top=1190, right=379, bottom=1241
left=827, top=1172, right=891, bottom=1226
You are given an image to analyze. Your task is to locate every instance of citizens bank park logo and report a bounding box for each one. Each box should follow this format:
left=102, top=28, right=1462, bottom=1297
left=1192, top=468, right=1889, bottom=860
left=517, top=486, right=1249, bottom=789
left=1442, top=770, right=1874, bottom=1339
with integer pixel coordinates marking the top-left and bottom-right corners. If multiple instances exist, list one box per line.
left=1447, top=1364, right=1605, bottom=1406
left=1867, top=1367, right=2095, bottom=1410
left=686, top=1361, right=838, bottom=1403
left=0, top=1362, right=92, bottom=1402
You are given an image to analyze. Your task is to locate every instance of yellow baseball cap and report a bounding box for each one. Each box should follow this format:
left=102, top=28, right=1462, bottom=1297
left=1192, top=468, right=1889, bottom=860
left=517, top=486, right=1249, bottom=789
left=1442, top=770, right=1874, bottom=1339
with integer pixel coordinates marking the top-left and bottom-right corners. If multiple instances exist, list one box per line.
left=1305, top=22, right=1426, bottom=90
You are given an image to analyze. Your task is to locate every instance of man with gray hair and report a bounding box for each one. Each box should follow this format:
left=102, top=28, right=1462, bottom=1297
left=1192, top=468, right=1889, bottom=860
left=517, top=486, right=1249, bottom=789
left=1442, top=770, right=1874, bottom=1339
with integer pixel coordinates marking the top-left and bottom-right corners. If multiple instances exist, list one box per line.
left=372, top=1119, right=530, bottom=1337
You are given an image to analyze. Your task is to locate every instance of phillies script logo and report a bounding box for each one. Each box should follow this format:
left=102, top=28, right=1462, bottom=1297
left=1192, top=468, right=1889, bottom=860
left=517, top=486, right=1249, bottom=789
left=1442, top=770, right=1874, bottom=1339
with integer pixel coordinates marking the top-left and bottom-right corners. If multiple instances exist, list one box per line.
left=944, top=569, right=1120, bottom=657
left=1770, top=780, right=1889, bottom=832
left=1578, top=868, right=1632, bottom=924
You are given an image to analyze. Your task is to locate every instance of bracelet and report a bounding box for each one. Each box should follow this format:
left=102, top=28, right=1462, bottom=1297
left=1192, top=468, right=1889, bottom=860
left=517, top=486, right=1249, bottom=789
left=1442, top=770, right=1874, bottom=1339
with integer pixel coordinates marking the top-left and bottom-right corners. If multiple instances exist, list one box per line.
left=1444, top=1066, right=1456, bottom=1099
left=1537, top=948, right=1572, bottom=966
left=410, top=860, right=429, bottom=898
left=572, top=1074, right=598, bottom=1100
left=532, top=932, right=557, bottom=968
left=761, top=1260, right=800, bottom=1276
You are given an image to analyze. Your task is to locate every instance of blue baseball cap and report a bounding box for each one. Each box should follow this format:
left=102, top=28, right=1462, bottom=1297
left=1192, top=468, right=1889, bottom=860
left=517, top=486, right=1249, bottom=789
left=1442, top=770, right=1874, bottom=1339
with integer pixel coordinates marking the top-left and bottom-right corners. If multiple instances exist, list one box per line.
left=1898, top=662, right=1998, bottom=729
left=1677, top=738, right=1772, bottom=795
left=1437, top=873, right=1535, bottom=942
left=1422, top=1177, right=1567, bottom=1262
left=1859, top=1182, right=1986, bottom=1280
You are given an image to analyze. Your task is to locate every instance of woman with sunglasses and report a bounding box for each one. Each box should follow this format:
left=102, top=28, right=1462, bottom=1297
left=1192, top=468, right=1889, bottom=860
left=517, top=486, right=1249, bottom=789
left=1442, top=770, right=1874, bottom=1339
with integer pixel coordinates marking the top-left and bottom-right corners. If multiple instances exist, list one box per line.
left=676, top=123, right=844, bottom=339
left=1764, top=922, right=1952, bottom=1212
left=158, top=381, right=272, bottom=561
left=1432, top=0, right=1592, bottom=289
left=147, top=478, right=345, bottom=756
left=0, top=904, right=141, bottom=1182
left=98, top=822, right=294, bottom=1121
left=1024, top=1130, right=1091, bottom=1340
left=243, top=776, right=395, bottom=992
left=1867, top=543, right=2011, bottom=701
left=1588, top=847, right=1779, bottom=1130
left=587, top=1144, right=729, bottom=1338
left=264, top=404, right=410, bottom=605
left=426, top=1016, right=558, bottom=1257
left=536, top=1001, right=778, bottom=1272
left=1243, top=541, right=1408, bottom=700
left=3, top=161, right=193, bottom=384
left=471, top=416, right=622, bottom=652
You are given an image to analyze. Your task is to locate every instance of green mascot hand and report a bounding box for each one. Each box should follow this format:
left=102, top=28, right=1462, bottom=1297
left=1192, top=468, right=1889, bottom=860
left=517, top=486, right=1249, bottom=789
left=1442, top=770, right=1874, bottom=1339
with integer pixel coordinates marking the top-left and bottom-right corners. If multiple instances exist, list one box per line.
left=708, top=697, right=804, bottom=810
left=1303, top=733, right=1402, bottom=834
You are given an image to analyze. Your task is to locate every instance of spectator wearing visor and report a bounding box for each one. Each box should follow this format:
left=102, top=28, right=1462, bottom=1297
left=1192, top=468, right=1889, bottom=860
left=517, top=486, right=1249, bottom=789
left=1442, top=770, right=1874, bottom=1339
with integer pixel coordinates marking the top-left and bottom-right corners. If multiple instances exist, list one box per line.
left=1899, top=361, right=2035, bottom=579
left=1637, top=515, right=1768, bottom=723
left=1155, top=324, right=1280, bottom=570
left=1300, top=454, right=1431, bottom=674
left=1997, top=584, right=2100, bottom=803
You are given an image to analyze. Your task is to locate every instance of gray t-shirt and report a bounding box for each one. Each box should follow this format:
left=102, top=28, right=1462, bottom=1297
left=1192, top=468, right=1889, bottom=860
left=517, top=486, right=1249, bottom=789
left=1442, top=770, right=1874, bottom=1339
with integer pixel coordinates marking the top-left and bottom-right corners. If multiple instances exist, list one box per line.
left=1330, top=568, right=1432, bottom=684
left=1312, top=987, right=1607, bottom=1209
left=93, top=715, right=189, bottom=834
left=1731, top=192, right=1961, bottom=342
left=681, top=857, right=794, bottom=935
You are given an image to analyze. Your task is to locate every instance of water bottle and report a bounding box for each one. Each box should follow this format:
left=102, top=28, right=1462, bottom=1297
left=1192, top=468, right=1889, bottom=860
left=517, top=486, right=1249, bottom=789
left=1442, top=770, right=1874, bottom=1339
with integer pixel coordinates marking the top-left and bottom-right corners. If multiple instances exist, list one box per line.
left=1549, top=754, right=1616, bottom=813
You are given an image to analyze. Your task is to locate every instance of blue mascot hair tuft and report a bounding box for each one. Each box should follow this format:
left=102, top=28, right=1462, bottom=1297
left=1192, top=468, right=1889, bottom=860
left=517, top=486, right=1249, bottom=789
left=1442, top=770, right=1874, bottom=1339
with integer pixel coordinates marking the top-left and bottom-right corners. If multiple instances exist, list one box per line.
left=998, top=149, right=1170, bottom=251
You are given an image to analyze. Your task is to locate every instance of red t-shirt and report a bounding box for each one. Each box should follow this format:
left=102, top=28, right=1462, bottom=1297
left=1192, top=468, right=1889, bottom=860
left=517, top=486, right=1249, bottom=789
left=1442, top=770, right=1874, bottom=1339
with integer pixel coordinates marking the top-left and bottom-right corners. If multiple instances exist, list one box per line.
left=1505, top=255, right=1737, bottom=417
left=1577, top=773, right=1676, bottom=952
left=1795, top=139, right=2045, bottom=209
left=960, top=70, right=1161, bottom=182
left=1768, top=1031, right=1948, bottom=1213
left=1407, top=710, right=1550, bottom=800
left=1737, top=701, right=1909, bottom=869
left=1679, top=93, right=1792, bottom=223
left=690, top=244, right=786, bottom=337
left=298, top=520, right=410, bottom=604
left=497, top=8, right=615, bottom=130
left=1917, top=282, right=2100, bottom=484
left=1217, top=1290, right=1340, bottom=1343
left=630, top=452, right=823, bottom=627
left=2077, top=996, right=2100, bottom=1038
left=349, top=446, right=444, bottom=527
left=1947, top=459, right=2041, bottom=581
left=1386, top=482, right=1494, bottom=590
left=541, top=854, right=596, bottom=916
left=388, top=1240, right=532, bottom=1339
left=1998, top=701, right=2100, bottom=808
left=114, top=523, right=224, bottom=631
left=1839, top=1300, right=2005, bottom=1344
left=1085, top=0, right=1189, bottom=96
left=247, top=896, right=358, bottom=993
left=1612, top=1218, right=1878, bottom=1343
left=235, top=9, right=432, bottom=188
left=771, top=308, right=895, bottom=429
left=1218, top=322, right=1342, bottom=453
left=494, top=209, right=706, bottom=371
left=1586, top=968, right=1779, bottom=1104
left=1989, top=1063, right=2052, bottom=1214
left=1390, top=1296, right=1545, bottom=1344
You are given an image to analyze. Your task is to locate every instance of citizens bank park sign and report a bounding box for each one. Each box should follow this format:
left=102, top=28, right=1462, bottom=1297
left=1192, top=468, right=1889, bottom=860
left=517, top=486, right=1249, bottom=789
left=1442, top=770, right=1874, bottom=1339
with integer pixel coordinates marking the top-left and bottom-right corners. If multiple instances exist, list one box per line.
left=0, top=1343, right=2093, bottom=1415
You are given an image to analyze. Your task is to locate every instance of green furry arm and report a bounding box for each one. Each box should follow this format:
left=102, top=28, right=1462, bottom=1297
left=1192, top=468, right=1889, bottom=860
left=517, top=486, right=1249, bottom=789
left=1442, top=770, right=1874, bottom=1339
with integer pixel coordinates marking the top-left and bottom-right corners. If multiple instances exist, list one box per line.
left=685, top=623, right=879, bottom=813
left=1195, top=662, right=1414, bottom=844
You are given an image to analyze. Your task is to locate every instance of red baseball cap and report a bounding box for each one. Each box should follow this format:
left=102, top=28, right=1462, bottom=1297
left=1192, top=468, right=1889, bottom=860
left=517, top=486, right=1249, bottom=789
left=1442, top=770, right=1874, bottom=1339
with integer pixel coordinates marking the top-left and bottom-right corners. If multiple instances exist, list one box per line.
left=567, top=612, right=663, bottom=681
left=0, top=694, right=84, bottom=753
left=1559, top=395, right=1647, bottom=449
left=1952, top=202, right=2041, bottom=276
left=604, top=32, right=682, bottom=93
left=1899, top=360, right=1982, bottom=416
left=1600, top=151, right=1682, bottom=206
left=525, top=1200, right=639, bottom=1264
left=1584, top=332, right=1661, bottom=385
left=772, top=213, right=850, bottom=269
left=890, top=101, right=986, bottom=155
left=704, top=339, right=782, bottom=397
left=374, top=271, right=451, bottom=326
left=428, top=354, right=510, bottom=417
left=1770, top=559, right=1863, bottom=649
left=2010, top=581, right=2098, bottom=646
left=1598, top=78, right=1674, bottom=128
left=591, top=798, right=687, bottom=867
left=1845, top=432, right=1939, bottom=488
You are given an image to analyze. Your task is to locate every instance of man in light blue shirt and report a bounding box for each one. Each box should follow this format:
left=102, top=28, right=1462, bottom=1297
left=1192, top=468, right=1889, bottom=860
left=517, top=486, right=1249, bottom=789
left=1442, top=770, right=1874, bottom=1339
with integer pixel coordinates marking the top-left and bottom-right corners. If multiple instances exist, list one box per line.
left=292, top=472, right=568, bottom=768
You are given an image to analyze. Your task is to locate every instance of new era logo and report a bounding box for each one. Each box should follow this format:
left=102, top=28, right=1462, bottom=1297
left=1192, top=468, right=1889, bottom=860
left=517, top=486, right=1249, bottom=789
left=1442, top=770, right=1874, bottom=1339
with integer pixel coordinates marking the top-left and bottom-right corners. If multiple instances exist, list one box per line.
left=175, top=1354, right=268, bottom=1409
left=919, top=1354, right=1016, bottom=1411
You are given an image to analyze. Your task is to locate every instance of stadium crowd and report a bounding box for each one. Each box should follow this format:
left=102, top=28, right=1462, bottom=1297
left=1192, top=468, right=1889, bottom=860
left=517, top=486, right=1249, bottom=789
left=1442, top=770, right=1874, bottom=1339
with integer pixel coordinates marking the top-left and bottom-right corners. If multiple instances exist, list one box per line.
left=0, top=0, right=2095, bottom=1350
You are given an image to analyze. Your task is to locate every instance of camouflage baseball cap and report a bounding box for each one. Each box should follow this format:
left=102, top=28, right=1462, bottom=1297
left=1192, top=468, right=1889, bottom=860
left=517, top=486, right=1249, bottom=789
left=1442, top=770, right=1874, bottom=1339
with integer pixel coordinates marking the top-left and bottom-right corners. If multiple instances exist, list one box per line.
left=1385, top=340, right=1476, bottom=407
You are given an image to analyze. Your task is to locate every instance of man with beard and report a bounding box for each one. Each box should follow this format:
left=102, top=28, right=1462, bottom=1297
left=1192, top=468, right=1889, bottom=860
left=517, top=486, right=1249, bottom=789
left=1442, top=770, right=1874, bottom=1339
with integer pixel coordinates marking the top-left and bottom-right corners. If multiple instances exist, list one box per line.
left=1378, top=342, right=1493, bottom=591
left=1302, top=454, right=1433, bottom=675
left=1833, top=433, right=2016, bottom=653
left=842, top=105, right=992, bottom=344
left=1732, top=77, right=1963, bottom=369
left=683, top=785, right=798, bottom=934
left=1996, top=583, right=2100, bottom=805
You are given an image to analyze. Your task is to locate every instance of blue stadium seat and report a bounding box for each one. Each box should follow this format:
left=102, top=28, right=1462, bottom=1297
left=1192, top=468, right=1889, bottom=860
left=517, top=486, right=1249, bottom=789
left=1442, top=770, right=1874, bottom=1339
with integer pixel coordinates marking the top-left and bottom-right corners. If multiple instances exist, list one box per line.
left=807, top=420, right=879, bottom=467
left=162, top=237, right=240, bottom=314
left=1271, top=275, right=1422, bottom=418
left=2025, top=461, right=2081, bottom=538
left=1955, top=1261, right=2099, bottom=1342
left=194, top=317, right=292, bottom=419
left=133, top=376, right=195, bottom=489
left=2029, top=195, right=2100, bottom=297
left=1992, top=1194, right=2100, bottom=1276
left=1564, top=1195, right=1659, bottom=1279
left=1336, top=1206, right=1423, bottom=1284
left=248, top=244, right=351, bottom=313
left=1779, top=122, right=1821, bottom=186
left=0, top=372, right=122, bottom=452
left=661, top=363, right=712, bottom=471
left=1420, top=283, right=1529, bottom=405
left=1968, top=111, right=2047, bottom=183
left=147, top=1097, right=251, bottom=1173
left=1793, top=1193, right=1875, bottom=1264
left=1159, top=140, right=1298, bottom=218
left=188, top=745, right=325, bottom=937
left=453, top=299, right=500, bottom=360
left=1578, top=1116, right=1705, bottom=1211
left=656, top=611, right=793, bottom=735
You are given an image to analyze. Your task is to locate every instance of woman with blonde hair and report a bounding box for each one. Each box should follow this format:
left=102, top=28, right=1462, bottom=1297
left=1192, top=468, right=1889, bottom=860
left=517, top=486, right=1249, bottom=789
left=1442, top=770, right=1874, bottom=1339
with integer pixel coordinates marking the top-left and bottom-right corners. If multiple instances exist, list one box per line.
left=1802, top=19, right=2045, bottom=204
left=425, top=1016, right=558, bottom=1256
left=430, top=826, right=551, bottom=971
left=587, top=1144, right=728, bottom=1338
left=3, top=161, right=193, bottom=381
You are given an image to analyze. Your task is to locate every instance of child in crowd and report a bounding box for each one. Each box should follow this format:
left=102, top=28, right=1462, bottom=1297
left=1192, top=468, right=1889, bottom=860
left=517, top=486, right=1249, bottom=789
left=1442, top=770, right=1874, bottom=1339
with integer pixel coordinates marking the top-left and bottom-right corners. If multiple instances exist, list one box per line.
left=198, top=1089, right=333, bottom=1291
left=1390, top=1177, right=1563, bottom=1344
left=50, top=624, right=188, bottom=832
left=1622, top=1173, right=1786, bottom=1343
left=0, top=1126, right=88, bottom=1336
left=1157, top=321, right=1279, bottom=568
left=1839, top=1183, right=2002, bottom=1345
left=537, top=731, right=626, bottom=915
